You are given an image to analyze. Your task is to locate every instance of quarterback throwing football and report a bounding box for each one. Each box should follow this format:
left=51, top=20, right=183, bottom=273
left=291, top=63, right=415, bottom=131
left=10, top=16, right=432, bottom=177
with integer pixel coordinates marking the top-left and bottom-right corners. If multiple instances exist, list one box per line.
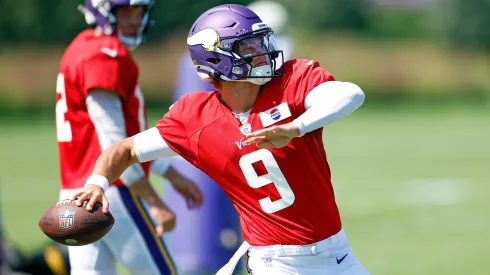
left=73, top=4, right=370, bottom=275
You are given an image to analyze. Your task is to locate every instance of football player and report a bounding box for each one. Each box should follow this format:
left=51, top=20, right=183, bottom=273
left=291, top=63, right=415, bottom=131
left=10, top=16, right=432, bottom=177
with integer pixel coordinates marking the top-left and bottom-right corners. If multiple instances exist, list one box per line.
left=165, top=2, right=296, bottom=273
left=55, top=0, right=203, bottom=274
left=72, top=4, right=370, bottom=275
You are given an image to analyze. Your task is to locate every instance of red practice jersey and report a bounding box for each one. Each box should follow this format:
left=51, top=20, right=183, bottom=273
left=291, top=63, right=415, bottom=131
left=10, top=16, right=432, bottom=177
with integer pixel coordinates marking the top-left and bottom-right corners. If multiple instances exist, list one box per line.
left=56, top=29, right=150, bottom=190
left=157, top=59, right=342, bottom=246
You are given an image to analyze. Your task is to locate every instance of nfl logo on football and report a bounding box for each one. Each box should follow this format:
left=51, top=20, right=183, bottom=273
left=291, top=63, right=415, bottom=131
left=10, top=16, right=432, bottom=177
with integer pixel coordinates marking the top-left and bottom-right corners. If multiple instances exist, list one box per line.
left=59, top=210, right=75, bottom=231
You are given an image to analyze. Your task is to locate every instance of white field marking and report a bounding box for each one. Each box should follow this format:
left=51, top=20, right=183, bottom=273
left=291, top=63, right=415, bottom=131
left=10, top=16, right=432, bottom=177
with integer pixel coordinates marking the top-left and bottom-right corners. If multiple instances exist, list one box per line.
left=332, top=178, right=473, bottom=217
left=398, top=178, right=471, bottom=206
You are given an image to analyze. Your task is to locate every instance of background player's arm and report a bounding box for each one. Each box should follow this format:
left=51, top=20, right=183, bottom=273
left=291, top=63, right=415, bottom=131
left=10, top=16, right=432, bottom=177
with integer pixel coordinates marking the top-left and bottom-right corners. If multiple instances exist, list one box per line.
left=85, top=91, right=177, bottom=231
left=142, top=134, right=203, bottom=209
left=150, top=157, right=203, bottom=208
left=161, top=165, right=204, bottom=209
left=87, top=90, right=159, bottom=192
left=87, top=90, right=184, bottom=189
left=80, top=53, right=164, bottom=190
left=151, top=161, right=204, bottom=209
left=86, top=90, right=147, bottom=185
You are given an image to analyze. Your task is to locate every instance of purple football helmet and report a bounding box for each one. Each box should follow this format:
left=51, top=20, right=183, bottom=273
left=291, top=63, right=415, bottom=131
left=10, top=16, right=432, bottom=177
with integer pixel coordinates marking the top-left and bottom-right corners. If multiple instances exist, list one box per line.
left=187, top=4, right=284, bottom=85
left=78, top=0, right=154, bottom=49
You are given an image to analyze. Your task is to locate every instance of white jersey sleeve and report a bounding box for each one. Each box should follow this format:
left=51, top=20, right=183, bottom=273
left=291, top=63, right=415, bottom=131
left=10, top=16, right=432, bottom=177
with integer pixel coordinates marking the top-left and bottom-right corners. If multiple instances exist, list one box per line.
left=86, top=90, right=146, bottom=185
left=291, top=81, right=365, bottom=136
left=134, top=127, right=179, bottom=163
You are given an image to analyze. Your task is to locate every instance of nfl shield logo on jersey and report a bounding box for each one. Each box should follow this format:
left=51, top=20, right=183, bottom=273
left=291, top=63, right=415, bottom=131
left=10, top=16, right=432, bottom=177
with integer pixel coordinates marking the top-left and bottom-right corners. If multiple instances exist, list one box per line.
left=59, top=210, right=75, bottom=231
left=240, top=123, right=252, bottom=135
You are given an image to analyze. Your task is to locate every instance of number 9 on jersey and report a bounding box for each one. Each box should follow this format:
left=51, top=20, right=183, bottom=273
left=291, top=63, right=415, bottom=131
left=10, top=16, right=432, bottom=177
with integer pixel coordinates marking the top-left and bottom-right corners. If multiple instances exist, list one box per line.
left=239, top=149, right=295, bottom=214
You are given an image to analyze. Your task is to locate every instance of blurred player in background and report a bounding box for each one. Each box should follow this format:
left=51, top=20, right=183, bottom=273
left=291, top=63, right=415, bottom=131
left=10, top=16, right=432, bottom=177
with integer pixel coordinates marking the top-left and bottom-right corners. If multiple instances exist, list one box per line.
left=1, top=201, right=69, bottom=275
left=1, top=239, right=70, bottom=275
left=165, top=1, right=295, bottom=273
left=55, top=0, right=203, bottom=274
left=73, top=4, right=370, bottom=275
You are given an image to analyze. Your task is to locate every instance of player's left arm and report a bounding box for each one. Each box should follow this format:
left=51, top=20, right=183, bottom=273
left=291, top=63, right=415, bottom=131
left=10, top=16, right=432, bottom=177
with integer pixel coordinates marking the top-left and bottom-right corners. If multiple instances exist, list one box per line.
left=244, top=81, right=364, bottom=148
left=244, top=61, right=365, bottom=148
left=291, top=80, right=365, bottom=136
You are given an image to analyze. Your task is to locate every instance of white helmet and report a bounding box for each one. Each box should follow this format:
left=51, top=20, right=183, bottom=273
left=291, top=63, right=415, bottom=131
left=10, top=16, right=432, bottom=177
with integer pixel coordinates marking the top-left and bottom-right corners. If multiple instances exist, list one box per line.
left=247, top=0, right=289, bottom=35
left=247, top=0, right=294, bottom=61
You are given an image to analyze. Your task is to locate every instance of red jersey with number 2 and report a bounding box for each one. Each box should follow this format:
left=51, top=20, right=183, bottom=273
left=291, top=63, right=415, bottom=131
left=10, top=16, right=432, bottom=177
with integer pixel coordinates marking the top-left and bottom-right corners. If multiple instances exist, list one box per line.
left=157, top=59, right=342, bottom=246
left=56, top=29, right=149, bottom=190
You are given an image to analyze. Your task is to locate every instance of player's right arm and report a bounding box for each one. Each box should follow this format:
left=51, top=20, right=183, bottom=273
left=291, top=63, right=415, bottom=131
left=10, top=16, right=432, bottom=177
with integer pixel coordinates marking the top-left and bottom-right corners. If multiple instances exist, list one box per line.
left=73, top=94, right=194, bottom=222
left=84, top=90, right=178, bottom=232
left=75, top=52, right=178, bottom=231
left=71, top=127, right=176, bottom=213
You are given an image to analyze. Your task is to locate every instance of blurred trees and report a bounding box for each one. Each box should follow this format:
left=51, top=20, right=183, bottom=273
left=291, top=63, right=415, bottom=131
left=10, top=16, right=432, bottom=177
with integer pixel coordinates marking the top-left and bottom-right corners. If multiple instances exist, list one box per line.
left=286, top=0, right=371, bottom=33
left=0, top=0, right=249, bottom=46
left=286, top=0, right=490, bottom=52
left=0, top=0, right=488, bottom=114
left=438, top=0, right=490, bottom=52
left=0, top=0, right=488, bottom=52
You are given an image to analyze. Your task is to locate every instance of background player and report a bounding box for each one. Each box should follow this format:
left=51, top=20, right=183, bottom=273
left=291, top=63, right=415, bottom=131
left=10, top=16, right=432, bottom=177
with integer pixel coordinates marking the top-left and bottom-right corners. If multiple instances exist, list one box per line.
left=165, top=2, right=295, bottom=273
left=1, top=200, right=69, bottom=275
left=73, top=4, right=369, bottom=275
left=56, top=0, right=202, bottom=274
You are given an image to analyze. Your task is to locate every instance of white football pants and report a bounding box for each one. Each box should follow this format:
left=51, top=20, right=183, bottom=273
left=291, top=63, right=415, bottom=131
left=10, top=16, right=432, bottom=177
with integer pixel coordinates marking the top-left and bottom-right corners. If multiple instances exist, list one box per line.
left=218, top=228, right=370, bottom=275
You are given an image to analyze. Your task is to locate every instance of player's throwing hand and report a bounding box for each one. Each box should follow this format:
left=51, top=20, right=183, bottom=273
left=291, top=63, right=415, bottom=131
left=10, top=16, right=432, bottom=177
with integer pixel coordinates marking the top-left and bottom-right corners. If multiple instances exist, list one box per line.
left=70, top=184, right=109, bottom=214
left=243, top=122, right=301, bottom=148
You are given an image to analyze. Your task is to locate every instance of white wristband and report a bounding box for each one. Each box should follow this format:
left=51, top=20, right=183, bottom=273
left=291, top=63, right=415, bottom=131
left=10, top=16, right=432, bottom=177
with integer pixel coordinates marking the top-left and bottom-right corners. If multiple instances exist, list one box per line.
left=85, top=174, right=109, bottom=192
left=291, top=119, right=306, bottom=137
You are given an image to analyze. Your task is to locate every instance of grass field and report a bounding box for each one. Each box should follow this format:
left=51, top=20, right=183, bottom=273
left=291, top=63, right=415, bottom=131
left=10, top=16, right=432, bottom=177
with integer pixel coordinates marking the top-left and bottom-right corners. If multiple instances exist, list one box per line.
left=1, top=105, right=489, bottom=275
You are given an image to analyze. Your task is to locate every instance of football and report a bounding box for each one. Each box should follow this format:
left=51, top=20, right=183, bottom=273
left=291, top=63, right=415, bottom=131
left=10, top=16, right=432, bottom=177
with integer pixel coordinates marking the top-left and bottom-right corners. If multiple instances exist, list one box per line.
left=38, top=199, right=114, bottom=246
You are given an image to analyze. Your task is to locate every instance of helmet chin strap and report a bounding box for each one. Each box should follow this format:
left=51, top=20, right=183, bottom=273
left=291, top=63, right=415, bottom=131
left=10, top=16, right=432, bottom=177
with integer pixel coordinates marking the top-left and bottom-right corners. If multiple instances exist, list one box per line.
left=117, top=33, right=142, bottom=50
left=116, top=11, right=150, bottom=50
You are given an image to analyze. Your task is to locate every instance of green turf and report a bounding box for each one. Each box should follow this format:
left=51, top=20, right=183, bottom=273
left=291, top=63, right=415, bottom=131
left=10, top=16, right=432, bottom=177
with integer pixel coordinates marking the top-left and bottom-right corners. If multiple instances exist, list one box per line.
left=1, top=106, right=489, bottom=274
